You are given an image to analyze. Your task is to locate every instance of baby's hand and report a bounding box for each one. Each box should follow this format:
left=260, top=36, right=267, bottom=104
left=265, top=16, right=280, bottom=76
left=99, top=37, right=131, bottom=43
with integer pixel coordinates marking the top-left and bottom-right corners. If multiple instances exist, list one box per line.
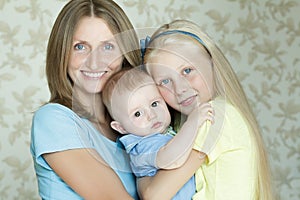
left=188, top=103, right=214, bottom=127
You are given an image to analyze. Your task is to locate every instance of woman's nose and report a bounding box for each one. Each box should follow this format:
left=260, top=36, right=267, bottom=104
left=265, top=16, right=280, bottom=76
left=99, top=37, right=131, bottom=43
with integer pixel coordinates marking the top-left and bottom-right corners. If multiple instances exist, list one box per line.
left=85, top=48, right=104, bottom=70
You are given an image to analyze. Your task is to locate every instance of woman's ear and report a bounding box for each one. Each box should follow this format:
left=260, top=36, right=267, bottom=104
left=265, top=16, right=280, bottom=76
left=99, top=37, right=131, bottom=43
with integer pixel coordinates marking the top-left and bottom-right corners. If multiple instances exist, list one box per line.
left=110, top=121, right=127, bottom=134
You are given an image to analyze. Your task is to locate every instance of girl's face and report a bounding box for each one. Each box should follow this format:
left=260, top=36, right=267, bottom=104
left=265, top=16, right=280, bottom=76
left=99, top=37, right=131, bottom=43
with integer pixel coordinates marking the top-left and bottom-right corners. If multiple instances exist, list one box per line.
left=68, top=17, right=123, bottom=95
left=146, top=42, right=214, bottom=115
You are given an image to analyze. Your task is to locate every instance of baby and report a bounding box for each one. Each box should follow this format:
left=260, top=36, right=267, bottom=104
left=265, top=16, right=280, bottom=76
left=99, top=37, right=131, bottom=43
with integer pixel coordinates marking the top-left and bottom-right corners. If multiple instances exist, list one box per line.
left=102, top=67, right=213, bottom=199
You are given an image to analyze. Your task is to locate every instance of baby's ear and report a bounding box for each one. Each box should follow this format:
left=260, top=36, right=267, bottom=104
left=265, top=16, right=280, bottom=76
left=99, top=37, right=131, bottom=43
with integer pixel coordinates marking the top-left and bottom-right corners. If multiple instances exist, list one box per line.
left=110, top=121, right=127, bottom=134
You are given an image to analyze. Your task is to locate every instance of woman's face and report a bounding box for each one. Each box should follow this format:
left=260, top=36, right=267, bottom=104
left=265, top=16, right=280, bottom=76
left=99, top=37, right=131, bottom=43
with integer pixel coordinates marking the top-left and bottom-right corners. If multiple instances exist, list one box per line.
left=146, top=42, right=214, bottom=115
left=68, top=17, right=123, bottom=95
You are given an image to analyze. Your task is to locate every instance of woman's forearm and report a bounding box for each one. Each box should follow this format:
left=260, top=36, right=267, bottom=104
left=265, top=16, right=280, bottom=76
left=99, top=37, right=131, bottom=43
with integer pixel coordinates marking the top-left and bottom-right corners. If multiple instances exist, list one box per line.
left=44, top=149, right=134, bottom=200
left=156, top=118, right=202, bottom=169
left=156, top=103, right=213, bottom=169
left=138, top=150, right=206, bottom=200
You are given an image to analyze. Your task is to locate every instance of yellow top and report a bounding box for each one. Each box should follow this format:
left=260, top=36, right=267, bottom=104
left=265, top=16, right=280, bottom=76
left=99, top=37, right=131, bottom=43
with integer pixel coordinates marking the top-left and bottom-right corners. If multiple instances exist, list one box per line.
left=193, top=97, right=257, bottom=200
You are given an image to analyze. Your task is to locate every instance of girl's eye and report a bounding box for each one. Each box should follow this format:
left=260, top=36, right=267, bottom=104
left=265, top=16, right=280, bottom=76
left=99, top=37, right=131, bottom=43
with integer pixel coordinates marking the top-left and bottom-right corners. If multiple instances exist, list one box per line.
left=104, top=43, right=113, bottom=50
left=160, top=79, right=170, bottom=85
left=134, top=111, right=141, bottom=117
left=183, top=68, right=192, bottom=75
left=151, top=101, right=158, bottom=107
left=74, top=43, right=85, bottom=50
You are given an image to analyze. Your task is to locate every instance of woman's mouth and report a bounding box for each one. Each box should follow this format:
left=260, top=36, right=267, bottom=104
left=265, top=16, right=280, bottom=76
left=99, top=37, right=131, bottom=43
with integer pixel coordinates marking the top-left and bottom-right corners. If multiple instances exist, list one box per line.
left=82, top=71, right=106, bottom=79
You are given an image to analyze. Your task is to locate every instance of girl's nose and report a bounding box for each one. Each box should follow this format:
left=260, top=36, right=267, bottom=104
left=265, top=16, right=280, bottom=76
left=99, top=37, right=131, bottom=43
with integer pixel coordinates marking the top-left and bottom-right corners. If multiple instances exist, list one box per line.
left=174, top=76, right=189, bottom=95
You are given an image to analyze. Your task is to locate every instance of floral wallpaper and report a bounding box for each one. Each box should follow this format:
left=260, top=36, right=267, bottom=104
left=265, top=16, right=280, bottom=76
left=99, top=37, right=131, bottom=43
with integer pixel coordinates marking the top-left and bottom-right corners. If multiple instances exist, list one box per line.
left=0, top=0, right=299, bottom=199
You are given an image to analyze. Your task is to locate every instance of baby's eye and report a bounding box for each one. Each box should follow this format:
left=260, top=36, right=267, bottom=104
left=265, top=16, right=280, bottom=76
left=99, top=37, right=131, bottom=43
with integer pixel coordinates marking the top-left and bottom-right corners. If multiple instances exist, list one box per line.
left=74, top=43, right=85, bottom=50
left=183, top=68, right=192, bottom=75
left=134, top=111, right=141, bottom=117
left=104, top=43, right=114, bottom=50
left=151, top=101, right=158, bottom=107
left=160, top=79, right=170, bottom=85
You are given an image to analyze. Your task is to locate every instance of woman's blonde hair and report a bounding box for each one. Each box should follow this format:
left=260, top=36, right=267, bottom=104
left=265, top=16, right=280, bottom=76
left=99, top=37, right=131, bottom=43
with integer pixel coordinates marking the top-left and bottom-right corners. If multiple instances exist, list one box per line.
left=46, top=0, right=141, bottom=115
left=144, top=19, right=274, bottom=200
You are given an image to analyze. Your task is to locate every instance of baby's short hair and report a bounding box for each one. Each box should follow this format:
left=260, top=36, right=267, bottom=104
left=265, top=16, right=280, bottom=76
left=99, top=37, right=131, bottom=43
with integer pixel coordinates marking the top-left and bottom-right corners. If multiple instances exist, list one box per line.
left=102, top=67, right=155, bottom=119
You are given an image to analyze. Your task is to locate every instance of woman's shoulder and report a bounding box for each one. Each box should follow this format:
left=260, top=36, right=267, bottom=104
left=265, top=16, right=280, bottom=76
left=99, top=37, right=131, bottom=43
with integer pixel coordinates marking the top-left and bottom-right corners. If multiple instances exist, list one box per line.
left=34, top=103, right=74, bottom=119
left=36, top=103, right=72, bottom=113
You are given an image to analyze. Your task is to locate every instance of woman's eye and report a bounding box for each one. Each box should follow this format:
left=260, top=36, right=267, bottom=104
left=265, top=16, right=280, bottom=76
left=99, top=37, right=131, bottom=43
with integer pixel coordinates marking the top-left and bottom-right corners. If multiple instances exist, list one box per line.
left=160, top=79, right=170, bottom=85
left=104, top=43, right=113, bottom=50
left=134, top=111, right=141, bottom=117
left=183, top=68, right=192, bottom=75
left=74, top=43, right=85, bottom=50
left=151, top=101, right=158, bottom=107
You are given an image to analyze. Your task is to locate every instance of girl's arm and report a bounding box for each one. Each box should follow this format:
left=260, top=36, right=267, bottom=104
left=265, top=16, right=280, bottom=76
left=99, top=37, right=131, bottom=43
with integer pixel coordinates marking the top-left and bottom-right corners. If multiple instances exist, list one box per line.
left=156, top=103, right=213, bottom=169
left=138, top=150, right=206, bottom=200
left=44, top=148, right=134, bottom=200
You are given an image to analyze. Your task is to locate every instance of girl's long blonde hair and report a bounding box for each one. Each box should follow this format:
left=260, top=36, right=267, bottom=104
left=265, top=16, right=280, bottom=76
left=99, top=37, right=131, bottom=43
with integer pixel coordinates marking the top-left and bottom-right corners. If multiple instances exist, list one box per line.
left=144, top=19, right=274, bottom=200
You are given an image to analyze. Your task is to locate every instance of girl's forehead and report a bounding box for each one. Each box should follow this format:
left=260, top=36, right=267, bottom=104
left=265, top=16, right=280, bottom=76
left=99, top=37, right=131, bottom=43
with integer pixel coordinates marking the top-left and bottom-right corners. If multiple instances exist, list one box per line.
left=146, top=50, right=192, bottom=73
left=147, top=42, right=211, bottom=69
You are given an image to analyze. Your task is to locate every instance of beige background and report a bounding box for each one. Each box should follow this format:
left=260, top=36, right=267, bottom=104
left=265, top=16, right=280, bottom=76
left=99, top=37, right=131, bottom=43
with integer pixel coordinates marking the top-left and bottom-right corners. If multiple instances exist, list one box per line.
left=0, top=0, right=299, bottom=199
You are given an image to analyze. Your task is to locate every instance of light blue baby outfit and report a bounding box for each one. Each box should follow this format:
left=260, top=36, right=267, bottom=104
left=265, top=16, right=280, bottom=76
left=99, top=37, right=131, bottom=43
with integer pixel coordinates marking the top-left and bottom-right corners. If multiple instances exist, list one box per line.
left=120, top=130, right=196, bottom=200
left=30, top=103, right=139, bottom=200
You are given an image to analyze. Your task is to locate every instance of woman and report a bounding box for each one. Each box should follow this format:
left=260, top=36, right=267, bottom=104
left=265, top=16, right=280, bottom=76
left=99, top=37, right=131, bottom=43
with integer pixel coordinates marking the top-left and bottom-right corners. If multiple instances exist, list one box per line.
left=30, top=0, right=141, bottom=199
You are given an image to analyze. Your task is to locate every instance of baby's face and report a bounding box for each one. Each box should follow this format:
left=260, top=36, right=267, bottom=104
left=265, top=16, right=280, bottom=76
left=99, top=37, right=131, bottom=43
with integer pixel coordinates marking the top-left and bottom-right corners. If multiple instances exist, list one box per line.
left=114, top=83, right=171, bottom=136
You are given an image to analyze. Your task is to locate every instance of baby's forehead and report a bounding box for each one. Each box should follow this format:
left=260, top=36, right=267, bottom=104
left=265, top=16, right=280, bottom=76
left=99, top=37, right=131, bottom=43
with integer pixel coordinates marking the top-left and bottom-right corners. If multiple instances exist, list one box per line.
left=112, top=74, right=155, bottom=98
left=120, top=81, right=156, bottom=97
left=111, top=82, right=157, bottom=112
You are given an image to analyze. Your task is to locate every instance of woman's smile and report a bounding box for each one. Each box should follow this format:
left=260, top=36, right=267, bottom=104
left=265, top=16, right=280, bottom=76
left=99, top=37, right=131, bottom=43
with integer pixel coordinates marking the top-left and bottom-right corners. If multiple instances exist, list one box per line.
left=81, top=70, right=107, bottom=79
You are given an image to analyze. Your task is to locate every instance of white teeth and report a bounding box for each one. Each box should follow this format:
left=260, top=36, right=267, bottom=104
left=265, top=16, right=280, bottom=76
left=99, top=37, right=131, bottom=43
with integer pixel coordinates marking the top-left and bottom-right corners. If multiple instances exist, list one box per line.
left=82, top=71, right=105, bottom=78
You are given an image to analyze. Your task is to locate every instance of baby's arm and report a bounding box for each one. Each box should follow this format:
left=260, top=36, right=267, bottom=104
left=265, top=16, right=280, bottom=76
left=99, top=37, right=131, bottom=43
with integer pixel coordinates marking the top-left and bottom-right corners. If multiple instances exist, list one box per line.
left=156, top=103, right=213, bottom=169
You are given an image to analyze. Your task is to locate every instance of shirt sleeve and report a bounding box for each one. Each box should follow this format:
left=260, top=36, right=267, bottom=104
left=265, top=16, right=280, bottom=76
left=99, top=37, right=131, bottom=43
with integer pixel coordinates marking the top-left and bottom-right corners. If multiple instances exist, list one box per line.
left=193, top=98, right=256, bottom=199
left=121, top=134, right=172, bottom=177
left=30, top=104, right=93, bottom=170
left=193, top=98, right=228, bottom=164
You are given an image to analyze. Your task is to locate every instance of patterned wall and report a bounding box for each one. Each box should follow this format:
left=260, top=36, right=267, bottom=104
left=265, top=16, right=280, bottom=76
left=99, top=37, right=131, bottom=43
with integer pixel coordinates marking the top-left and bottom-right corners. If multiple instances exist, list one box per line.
left=0, top=0, right=299, bottom=199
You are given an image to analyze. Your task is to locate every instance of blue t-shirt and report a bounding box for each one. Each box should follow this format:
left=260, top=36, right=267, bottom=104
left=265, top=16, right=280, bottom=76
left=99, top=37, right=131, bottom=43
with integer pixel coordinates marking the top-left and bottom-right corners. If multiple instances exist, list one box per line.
left=30, top=103, right=139, bottom=200
left=120, top=133, right=196, bottom=200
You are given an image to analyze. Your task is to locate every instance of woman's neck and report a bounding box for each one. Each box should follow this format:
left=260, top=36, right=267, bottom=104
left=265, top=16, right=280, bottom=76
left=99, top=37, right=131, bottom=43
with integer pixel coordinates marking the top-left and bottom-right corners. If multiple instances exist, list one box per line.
left=74, top=90, right=119, bottom=141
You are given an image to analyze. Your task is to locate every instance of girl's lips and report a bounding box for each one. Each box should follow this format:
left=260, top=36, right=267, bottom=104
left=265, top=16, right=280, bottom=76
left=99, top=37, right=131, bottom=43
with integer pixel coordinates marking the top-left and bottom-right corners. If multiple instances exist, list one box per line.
left=179, top=95, right=197, bottom=107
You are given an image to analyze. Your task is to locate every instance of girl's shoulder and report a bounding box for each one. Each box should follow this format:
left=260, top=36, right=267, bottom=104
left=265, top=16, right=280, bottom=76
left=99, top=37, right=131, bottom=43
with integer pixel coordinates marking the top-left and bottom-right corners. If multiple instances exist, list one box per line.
left=212, top=97, right=244, bottom=121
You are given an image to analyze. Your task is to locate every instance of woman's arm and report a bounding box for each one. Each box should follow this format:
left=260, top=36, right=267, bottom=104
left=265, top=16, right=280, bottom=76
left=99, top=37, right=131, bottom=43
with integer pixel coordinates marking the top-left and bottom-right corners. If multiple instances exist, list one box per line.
left=156, top=103, right=213, bottom=169
left=44, top=148, right=134, bottom=200
left=138, top=150, right=206, bottom=200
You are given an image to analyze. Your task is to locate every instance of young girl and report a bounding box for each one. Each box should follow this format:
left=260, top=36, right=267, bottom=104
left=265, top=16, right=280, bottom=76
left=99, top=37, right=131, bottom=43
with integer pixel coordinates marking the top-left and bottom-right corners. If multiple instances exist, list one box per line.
left=139, top=19, right=274, bottom=200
